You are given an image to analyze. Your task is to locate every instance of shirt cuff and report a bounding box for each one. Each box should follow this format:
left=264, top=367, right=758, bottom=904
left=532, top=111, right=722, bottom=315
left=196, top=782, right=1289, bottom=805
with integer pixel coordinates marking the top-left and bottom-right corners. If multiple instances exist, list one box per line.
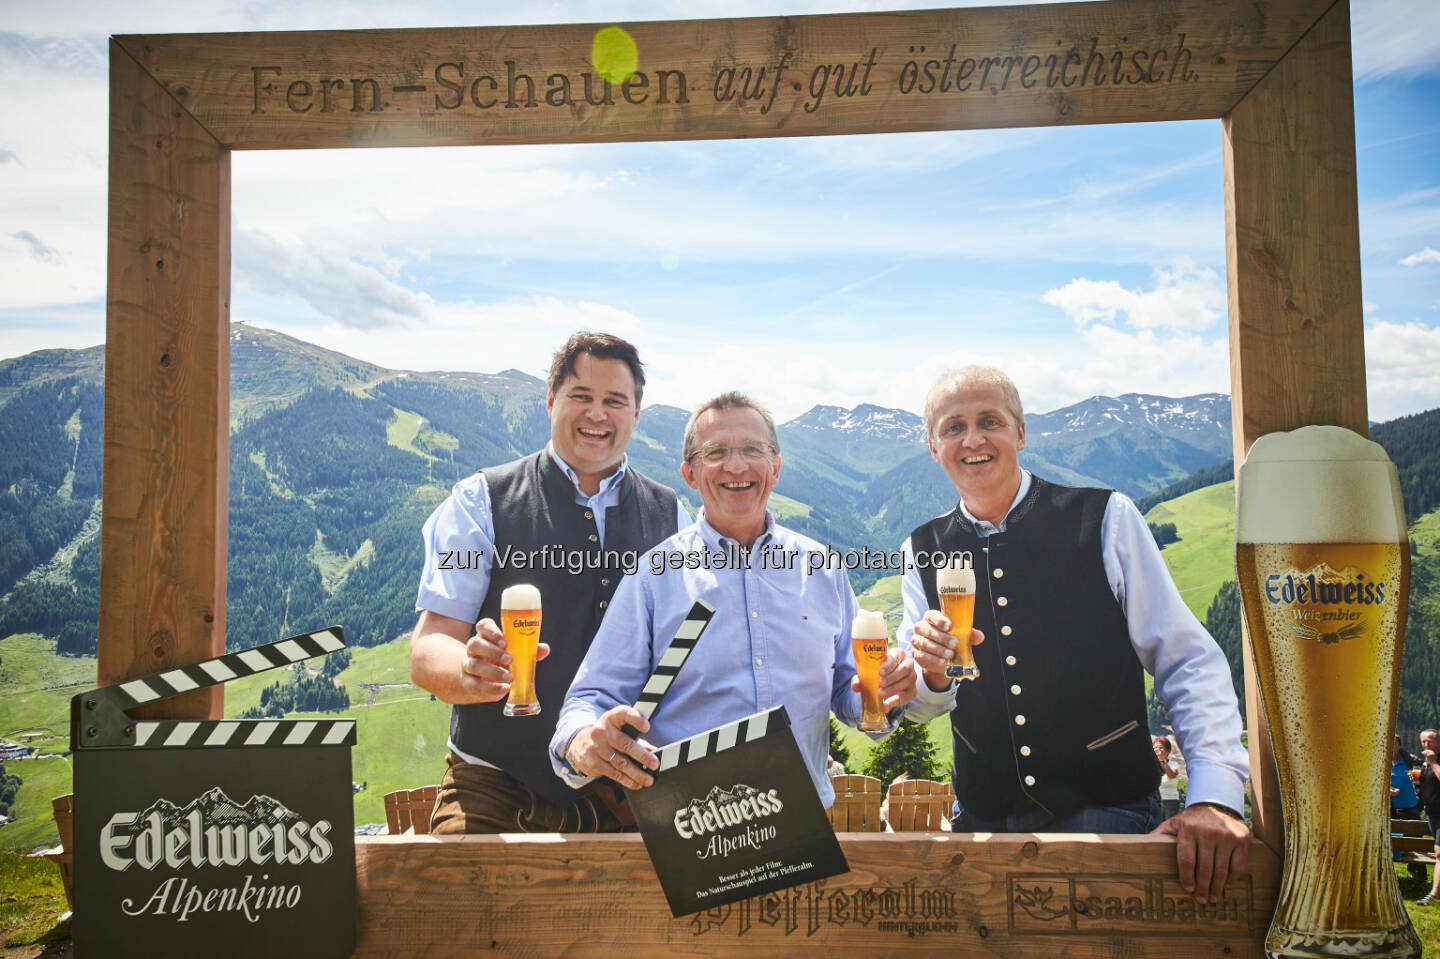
left=1179, top=760, right=1247, bottom=816
left=415, top=595, right=481, bottom=624
left=549, top=720, right=597, bottom=789
left=903, top=664, right=957, bottom=723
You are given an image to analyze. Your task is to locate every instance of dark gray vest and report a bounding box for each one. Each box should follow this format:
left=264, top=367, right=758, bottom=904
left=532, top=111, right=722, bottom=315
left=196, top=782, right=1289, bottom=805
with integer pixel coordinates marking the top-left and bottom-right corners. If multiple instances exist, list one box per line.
left=450, top=451, right=680, bottom=804
left=911, top=477, right=1157, bottom=821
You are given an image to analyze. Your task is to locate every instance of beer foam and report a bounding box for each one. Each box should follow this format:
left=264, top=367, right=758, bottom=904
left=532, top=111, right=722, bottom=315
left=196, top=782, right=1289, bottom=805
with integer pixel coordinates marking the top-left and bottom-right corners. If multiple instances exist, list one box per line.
left=852, top=610, right=888, bottom=640
left=936, top=561, right=975, bottom=593
left=1237, top=426, right=1406, bottom=544
left=500, top=583, right=542, bottom=609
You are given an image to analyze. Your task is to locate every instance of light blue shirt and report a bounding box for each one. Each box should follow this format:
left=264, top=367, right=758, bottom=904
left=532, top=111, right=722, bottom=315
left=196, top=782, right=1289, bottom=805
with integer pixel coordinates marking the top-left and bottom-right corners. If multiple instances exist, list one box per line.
left=415, top=443, right=691, bottom=623
left=899, top=469, right=1250, bottom=815
left=550, top=513, right=873, bottom=809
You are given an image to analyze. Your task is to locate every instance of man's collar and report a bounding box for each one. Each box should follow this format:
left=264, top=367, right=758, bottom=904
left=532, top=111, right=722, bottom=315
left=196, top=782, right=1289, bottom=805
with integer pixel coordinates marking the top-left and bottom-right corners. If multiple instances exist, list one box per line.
left=957, top=470, right=1031, bottom=533
left=546, top=441, right=628, bottom=496
left=695, top=508, right=776, bottom=550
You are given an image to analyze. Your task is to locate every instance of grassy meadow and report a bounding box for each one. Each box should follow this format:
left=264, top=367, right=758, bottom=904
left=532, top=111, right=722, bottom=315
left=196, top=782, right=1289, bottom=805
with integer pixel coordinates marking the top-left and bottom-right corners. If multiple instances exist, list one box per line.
left=1143, top=479, right=1238, bottom=622
left=0, top=632, right=455, bottom=850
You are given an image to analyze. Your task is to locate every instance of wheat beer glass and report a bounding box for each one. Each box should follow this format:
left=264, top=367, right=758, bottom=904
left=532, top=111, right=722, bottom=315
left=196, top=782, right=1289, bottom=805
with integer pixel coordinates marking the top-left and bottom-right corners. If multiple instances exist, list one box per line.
left=501, top=584, right=542, bottom=717
left=853, top=610, right=889, bottom=732
left=937, top=560, right=978, bottom=681
left=1236, top=426, right=1418, bottom=959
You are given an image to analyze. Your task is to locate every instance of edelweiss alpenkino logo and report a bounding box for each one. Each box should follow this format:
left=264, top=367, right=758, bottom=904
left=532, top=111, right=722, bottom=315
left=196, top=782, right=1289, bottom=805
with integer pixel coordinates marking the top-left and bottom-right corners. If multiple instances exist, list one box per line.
left=102, top=786, right=335, bottom=872
left=102, top=786, right=335, bottom=924
left=674, top=784, right=784, bottom=860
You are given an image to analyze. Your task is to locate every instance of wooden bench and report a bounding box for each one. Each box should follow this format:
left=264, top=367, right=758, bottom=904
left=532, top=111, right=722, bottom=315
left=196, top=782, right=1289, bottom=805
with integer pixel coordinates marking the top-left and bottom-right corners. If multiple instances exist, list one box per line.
left=384, top=786, right=439, bottom=835
left=38, top=794, right=75, bottom=912
left=1391, top=818, right=1436, bottom=867
left=826, top=774, right=882, bottom=832
left=886, top=778, right=954, bottom=832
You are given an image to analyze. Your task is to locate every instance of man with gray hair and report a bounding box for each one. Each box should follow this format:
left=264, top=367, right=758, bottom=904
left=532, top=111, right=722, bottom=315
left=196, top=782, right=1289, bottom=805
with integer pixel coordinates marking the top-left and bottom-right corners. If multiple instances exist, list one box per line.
left=550, top=391, right=919, bottom=807
left=899, top=365, right=1251, bottom=903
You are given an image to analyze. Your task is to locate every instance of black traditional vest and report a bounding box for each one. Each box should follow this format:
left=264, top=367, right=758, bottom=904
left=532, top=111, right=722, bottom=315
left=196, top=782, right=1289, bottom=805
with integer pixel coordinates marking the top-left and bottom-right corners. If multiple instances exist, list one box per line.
left=911, top=477, right=1157, bottom=821
left=451, top=451, right=680, bottom=804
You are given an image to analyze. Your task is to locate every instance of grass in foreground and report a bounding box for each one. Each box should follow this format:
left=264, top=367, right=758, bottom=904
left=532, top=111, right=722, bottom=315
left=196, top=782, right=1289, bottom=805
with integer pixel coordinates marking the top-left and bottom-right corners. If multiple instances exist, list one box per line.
left=1395, top=864, right=1440, bottom=958
left=0, top=850, right=69, bottom=949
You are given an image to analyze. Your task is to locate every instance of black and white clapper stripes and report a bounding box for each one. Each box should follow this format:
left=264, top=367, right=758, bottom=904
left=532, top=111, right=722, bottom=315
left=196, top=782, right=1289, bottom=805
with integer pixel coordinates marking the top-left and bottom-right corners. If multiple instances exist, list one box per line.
left=71, top=626, right=361, bottom=959
left=655, top=708, right=777, bottom=772
left=631, top=599, right=716, bottom=724
left=72, top=626, right=355, bottom=750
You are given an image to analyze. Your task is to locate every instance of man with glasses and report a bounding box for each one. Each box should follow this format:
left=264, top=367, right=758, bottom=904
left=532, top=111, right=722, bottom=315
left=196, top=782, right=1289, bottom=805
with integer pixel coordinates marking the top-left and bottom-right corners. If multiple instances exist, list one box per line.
left=411, top=332, right=689, bottom=833
left=549, top=391, right=919, bottom=806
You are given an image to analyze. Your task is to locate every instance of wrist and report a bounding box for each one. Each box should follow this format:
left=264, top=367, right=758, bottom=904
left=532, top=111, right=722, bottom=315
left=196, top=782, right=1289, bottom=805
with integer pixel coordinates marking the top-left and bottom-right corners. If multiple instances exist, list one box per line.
left=922, top=670, right=952, bottom=692
left=559, top=731, right=584, bottom=774
left=1192, top=801, right=1244, bottom=822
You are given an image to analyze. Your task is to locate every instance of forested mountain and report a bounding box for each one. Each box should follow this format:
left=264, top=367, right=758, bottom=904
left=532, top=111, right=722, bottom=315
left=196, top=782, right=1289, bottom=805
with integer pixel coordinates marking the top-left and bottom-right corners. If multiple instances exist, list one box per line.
left=1374, top=409, right=1440, bottom=523
left=1, top=325, right=1433, bottom=667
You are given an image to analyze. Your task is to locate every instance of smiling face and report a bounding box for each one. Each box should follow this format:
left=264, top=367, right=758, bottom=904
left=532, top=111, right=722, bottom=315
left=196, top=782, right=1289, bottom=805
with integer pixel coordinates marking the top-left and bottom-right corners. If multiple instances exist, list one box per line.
left=680, top=406, right=780, bottom=548
left=928, top=381, right=1026, bottom=524
left=546, top=352, right=640, bottom=494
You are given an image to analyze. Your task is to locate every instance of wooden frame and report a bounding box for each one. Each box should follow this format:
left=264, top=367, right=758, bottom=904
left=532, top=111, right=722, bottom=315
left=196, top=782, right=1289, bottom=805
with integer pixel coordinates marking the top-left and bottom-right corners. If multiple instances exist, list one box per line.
left=101, top=1, right=1364, bottom=954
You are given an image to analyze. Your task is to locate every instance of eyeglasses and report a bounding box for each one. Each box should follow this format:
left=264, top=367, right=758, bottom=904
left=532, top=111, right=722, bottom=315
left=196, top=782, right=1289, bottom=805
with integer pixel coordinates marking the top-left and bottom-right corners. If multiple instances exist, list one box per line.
left=686, top=442, right=776, bottom=466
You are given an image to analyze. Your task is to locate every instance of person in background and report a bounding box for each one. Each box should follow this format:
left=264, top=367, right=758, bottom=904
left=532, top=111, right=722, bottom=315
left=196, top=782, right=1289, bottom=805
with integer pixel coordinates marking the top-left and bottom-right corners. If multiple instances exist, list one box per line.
left=1155, top=735, right=1182, bottom=821
left=1416, top=728, right=1439, bottom=906
left=1391, top=733, right=1422, bottom=821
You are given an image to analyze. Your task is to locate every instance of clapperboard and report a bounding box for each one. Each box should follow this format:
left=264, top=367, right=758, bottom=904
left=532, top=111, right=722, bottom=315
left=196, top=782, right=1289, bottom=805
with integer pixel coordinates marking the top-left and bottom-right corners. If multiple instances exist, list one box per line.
left=623, top=603, right=848, bottom=917
left=71, top=627, right=357, bottom=959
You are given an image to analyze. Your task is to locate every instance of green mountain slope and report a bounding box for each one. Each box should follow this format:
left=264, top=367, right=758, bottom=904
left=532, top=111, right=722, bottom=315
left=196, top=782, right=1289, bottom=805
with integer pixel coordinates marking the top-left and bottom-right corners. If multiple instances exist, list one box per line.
left=1145, top=481, right=1237, bottom=622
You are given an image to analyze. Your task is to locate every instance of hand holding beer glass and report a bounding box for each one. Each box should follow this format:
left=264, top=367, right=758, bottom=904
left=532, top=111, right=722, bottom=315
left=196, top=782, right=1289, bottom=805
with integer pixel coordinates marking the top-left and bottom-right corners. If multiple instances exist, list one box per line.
left=1237, top=426, right=1420, bottom=959
left=852, top=610, right=890, bottom=732
left=937, top=559, right=978, bottom=681
left=501, top=584, right=542, bottom=717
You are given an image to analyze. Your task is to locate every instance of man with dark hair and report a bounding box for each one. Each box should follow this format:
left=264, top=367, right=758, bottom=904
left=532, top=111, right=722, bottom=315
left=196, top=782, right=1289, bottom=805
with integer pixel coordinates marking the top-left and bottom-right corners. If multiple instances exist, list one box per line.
left=900, top=365, right=1250, bottom=904
left=411, top=332, right=689, bottom=833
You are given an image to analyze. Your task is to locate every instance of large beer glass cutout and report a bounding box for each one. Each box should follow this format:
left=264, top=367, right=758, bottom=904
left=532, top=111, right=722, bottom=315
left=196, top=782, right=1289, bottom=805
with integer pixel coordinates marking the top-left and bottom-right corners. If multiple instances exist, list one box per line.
left=1236, top=426, right=1420, bottom=959
left=501, top=584, right=542, bottom=717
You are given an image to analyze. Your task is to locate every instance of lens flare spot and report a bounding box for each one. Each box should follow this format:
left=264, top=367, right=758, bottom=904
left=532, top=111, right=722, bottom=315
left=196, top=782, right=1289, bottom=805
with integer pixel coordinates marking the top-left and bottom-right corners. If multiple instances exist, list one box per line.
left=592, top=26, right=638, bottom=85
left=661, top=252, right=680, bottom=271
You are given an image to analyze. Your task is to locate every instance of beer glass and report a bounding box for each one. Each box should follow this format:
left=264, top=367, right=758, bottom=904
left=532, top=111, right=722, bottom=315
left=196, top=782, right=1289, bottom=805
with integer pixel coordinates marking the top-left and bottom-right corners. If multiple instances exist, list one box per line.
left=501, top=584, right=542, bottom=717
left=1236, top=426, right=1419, bottom=959
left=852, top=610, right=889, bottom=732
left=937, top=560, right=978, bottom=681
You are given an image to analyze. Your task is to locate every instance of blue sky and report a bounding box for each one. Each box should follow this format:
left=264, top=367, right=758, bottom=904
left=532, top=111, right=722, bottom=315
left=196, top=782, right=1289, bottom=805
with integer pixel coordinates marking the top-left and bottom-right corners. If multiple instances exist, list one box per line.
left=2, top=0, right=1438, bottom=421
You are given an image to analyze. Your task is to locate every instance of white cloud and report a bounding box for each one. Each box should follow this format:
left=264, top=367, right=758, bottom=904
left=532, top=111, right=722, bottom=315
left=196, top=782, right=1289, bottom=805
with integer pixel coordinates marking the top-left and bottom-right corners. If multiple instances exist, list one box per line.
left=1365, top=301, right=1379, bottom=313
left=1401, top=247, right=1440, bottom=267
left=235, top=230, right=433, bottom=329
left=245, top=296, right=644, bottom=381
left=1041, top=259, right=1225, bottom=332
left=1365, top=321, right=1440, bottom=421
left=1352, top=1, right=1440, bottom=82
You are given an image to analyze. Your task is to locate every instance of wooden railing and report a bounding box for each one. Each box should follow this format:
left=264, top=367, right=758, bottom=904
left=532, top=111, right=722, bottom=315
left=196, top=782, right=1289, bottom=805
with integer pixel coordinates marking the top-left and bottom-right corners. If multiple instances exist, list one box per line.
left=352, top=833, right=1279, bottom=957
